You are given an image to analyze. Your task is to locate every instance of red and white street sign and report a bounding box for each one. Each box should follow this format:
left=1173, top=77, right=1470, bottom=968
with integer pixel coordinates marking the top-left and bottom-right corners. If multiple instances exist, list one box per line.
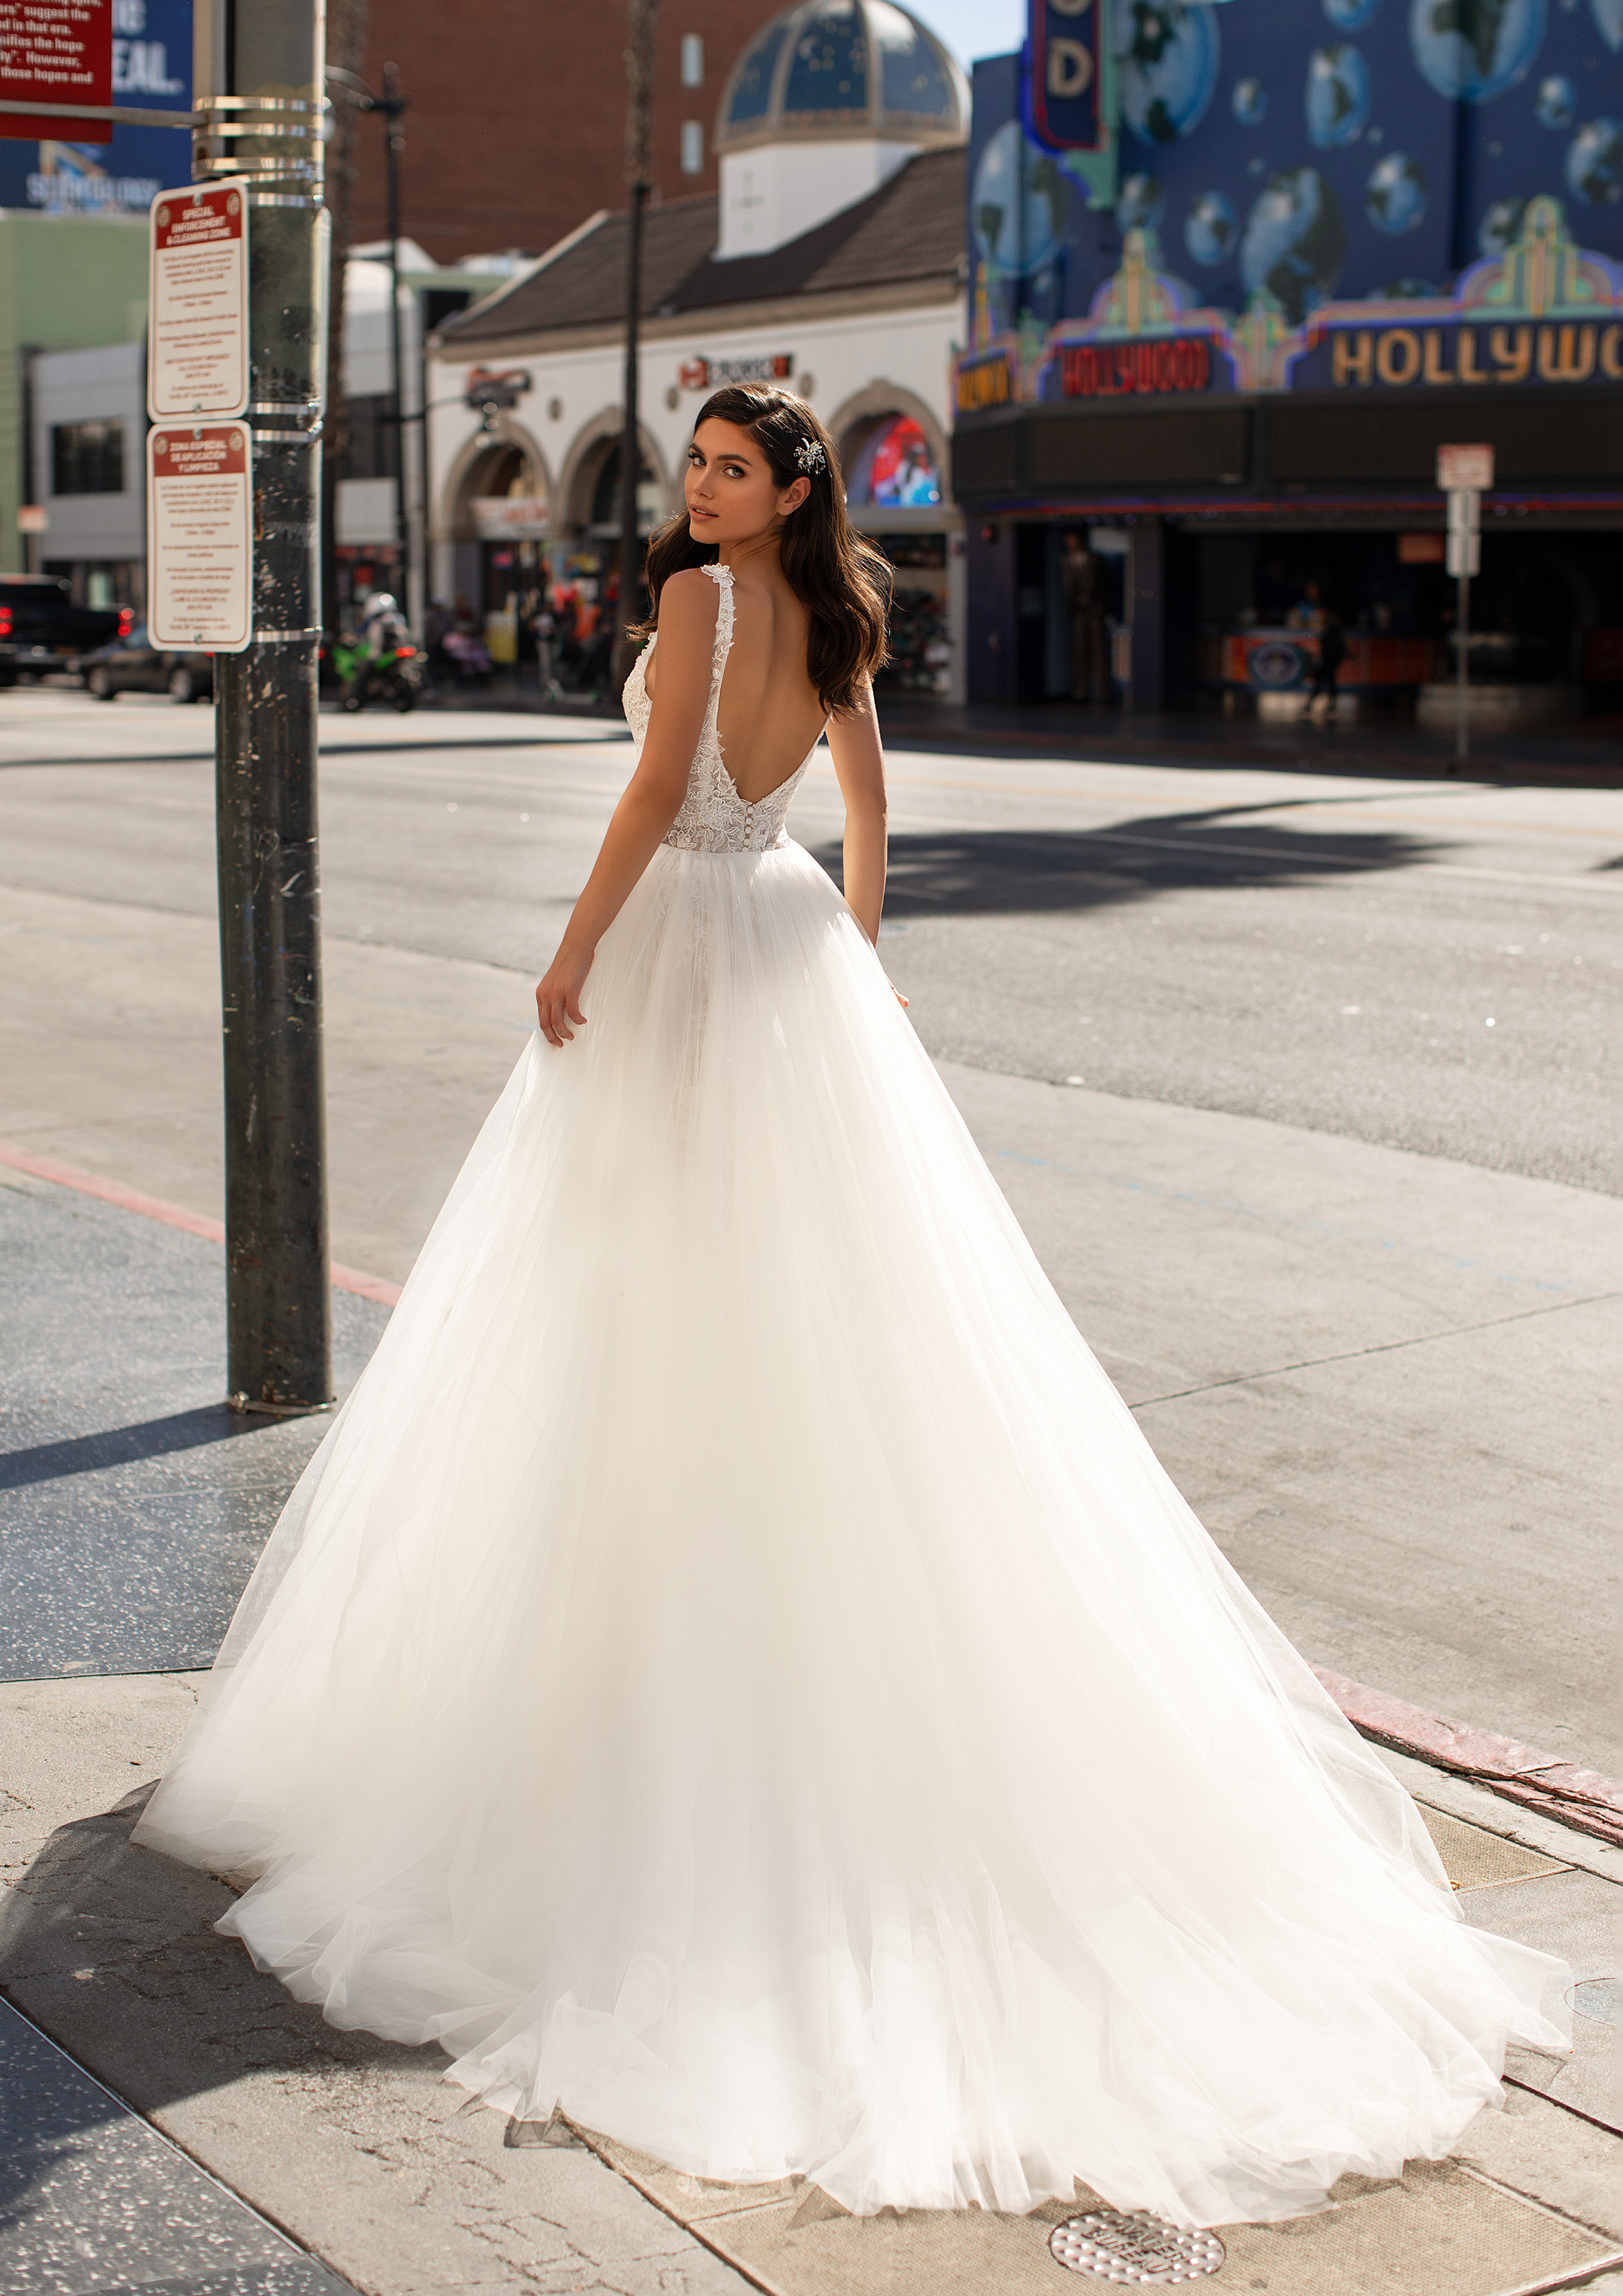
left=0, top=0, right=111, bottom=141
left=149, top=182, right=250, bottom=421
left=1436, top=443, right=1495, bottom=493
left=148, top=423, right=253, bottom=653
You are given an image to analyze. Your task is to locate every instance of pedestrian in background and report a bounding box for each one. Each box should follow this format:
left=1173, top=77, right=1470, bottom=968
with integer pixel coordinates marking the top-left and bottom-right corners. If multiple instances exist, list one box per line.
left=1062, top=530, right=1109, bottom=704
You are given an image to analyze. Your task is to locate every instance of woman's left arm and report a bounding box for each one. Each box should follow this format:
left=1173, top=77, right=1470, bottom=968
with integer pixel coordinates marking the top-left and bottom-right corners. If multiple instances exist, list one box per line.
left=535, top=573, right=718, bottom=1047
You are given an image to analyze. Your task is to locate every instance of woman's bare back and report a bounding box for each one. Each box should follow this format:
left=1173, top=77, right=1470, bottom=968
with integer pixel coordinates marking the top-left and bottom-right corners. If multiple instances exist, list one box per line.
left=647, top=565, right=828, bottom=804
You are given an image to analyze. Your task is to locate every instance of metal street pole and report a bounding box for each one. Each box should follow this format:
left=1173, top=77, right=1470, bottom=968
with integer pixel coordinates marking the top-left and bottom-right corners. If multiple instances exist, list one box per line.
left=195, top=0, right=334, bottom=1412
left=1446, top=485, right=1479, bottom=772
left=327, top=62, right=410, bottom=623
left=382, top=62, right=410, bottom=617
left=613, top=0, right=658, bottom=692
left=1456, top=558, right=1471, bottom=770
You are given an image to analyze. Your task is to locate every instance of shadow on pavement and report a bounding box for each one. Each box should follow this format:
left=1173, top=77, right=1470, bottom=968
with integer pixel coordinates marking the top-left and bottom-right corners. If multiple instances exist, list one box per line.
left=813, top=808, right=1446, bottom=919
left=0, top=1785, right=421, bottom=2195
left=0, top=1406, right=263, bottom=1492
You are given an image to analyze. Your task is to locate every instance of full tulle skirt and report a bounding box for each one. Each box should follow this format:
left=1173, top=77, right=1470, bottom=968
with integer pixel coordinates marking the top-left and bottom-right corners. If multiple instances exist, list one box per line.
left=133, top=836, right=1569, bottom=2227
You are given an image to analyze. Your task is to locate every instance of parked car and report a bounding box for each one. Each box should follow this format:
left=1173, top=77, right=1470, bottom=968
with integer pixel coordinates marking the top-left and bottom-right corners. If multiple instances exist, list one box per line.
left=0, top=575, right=125, bottom=685
left=80, top=624, right=214, bottom=704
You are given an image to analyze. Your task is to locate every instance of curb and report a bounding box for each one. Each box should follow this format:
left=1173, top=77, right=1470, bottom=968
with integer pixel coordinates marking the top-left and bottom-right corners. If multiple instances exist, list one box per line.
left=0, top=1141, right=402, bottom=1308
left=1315, top=1667, right=1623, bottom=1852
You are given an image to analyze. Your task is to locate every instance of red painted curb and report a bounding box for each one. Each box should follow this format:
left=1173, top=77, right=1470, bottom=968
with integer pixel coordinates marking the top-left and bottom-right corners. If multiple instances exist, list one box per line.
left=1315, top=1667, right=1623, bottom=1852
left=0, top=1141, right=403, bottom=1308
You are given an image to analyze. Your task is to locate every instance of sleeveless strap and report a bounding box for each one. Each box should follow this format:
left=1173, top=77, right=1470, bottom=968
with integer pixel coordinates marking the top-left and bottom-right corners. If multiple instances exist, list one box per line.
left=701, top=562, right=734, bottom=735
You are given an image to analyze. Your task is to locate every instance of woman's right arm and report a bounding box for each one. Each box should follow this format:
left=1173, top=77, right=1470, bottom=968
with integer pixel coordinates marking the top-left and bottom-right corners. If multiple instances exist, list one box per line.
left=826, top=683, right=906, bottom=1009
left=534, top=572, right=717, bottom=1047
left=826, top=680, right=887, bottom=946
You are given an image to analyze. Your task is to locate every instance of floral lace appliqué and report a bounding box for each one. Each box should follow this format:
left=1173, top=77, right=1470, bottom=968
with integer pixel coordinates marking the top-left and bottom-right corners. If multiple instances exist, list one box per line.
left=623, top=564, right=815, bottom=855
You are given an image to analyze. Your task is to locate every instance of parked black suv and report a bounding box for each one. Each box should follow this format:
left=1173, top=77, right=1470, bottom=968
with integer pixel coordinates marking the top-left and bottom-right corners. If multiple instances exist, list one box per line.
left=0, top=575, right=126, bottom=685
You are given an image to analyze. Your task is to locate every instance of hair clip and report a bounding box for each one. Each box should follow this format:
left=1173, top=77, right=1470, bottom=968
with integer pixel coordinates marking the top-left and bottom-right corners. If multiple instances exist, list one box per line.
left=794, top=436, right=827, bottom=476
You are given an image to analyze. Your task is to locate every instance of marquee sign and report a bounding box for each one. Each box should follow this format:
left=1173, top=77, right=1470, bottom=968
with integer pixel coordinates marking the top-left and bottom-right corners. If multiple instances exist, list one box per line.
left=955, top=198, right=1622, bottom=410
left=1060, top=337, right=1211, bottom=398
left=955, top=351, right=1013, bottom=415
left=1313, top=319, right=1621, bottom=390
left=1026, top=0, right=1102, bottom=153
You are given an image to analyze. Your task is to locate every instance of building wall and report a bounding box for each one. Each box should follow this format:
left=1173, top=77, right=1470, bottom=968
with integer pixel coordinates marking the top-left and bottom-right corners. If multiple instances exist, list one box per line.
left=0, top=214, right=151, bottom=574
left=348, top=0, right=779, bottom=265
left=429, top=292, right=965, bottom=689
left=429, top=298, right=959, bottom=547
left=31, top=340, right=146, bottom=581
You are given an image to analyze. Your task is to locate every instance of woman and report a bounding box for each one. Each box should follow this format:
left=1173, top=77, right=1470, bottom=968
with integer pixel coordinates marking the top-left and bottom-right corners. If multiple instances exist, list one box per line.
left=135, top=386, right=1566, bottom=2231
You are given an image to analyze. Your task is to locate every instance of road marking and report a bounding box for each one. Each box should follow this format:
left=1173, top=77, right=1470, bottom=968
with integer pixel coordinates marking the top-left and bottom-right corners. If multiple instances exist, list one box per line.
left=0, top=1139, right=401, bottom=1306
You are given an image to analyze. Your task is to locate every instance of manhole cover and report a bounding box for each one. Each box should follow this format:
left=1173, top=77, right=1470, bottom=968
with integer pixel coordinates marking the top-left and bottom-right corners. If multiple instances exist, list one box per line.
left=1050, top=2211, right=1226, bottom=2284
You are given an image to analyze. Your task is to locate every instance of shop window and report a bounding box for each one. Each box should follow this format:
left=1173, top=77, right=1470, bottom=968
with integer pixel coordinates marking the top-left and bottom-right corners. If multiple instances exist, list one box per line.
left=680, top=33, right=704, bottom=86
left=343, top=394, right=400, bottom=482
left=51, top=420, right=124, bottom=496
left=872, top=533, right=949, bottom=694
left=847, top=415, right=940, bottom=509
left=681, top=120, right=703, bottom=173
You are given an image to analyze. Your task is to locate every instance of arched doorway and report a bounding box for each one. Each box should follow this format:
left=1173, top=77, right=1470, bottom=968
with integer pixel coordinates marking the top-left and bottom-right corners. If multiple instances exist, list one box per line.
left=448, top=439, right=549, bottom=665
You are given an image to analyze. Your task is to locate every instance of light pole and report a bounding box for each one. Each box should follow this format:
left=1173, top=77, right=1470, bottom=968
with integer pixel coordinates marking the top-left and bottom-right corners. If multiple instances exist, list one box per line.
left=613, top=0, right=659, bottom=693
left=328, top=62, right=412, bottom=623
left=194, top=0, right=333, bottom=1411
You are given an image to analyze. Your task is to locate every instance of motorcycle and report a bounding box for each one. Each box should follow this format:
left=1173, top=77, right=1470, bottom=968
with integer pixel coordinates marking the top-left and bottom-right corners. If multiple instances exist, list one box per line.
left=329, top=630, right=421, bottom=713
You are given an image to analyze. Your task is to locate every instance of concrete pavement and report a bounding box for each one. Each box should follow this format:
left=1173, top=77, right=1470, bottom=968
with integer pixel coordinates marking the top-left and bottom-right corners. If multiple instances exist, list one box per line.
left=3, top=688, right=1620, bottom=2291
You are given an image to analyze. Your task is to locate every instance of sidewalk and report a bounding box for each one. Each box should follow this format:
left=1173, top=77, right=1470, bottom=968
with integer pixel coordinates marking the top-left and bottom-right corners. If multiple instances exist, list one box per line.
left=2, top=1163, right=1619, bottom=2295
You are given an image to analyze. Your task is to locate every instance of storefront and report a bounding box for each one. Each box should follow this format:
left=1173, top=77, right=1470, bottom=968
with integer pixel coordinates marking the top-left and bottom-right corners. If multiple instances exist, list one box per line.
left=954, top=17, right=1623, bottom=720
left=427, top=0, right=970, bottom=700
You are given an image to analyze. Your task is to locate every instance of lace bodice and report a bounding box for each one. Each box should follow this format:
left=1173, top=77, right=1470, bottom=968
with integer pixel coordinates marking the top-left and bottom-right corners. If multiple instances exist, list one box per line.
left=624, top=562, right=816, bottom=855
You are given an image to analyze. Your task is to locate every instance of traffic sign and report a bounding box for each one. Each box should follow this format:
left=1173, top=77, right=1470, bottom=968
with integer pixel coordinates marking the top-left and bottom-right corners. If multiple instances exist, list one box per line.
left=0, top=0, right=112, bottom=141
left=149, top=183, right=250, bottom=422
left=1436, top=443, right=1494, bottom=493
left=148, top=423, right=253, bottom=652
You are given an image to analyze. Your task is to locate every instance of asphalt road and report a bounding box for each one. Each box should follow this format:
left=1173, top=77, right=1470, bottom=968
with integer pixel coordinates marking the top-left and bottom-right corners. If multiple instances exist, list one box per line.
left=1, top=691, right=1616, bottom=1192
left=1, top=690, right=1619, bottom=1762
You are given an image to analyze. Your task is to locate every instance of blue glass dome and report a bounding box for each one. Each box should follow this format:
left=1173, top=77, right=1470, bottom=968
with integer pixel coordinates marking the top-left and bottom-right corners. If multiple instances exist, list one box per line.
left=717, top=0, right=967, bottom=151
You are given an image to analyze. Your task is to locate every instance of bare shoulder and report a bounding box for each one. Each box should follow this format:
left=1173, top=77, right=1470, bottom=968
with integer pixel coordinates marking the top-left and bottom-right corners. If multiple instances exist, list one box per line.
left=658, top=566, right=723, bottom=634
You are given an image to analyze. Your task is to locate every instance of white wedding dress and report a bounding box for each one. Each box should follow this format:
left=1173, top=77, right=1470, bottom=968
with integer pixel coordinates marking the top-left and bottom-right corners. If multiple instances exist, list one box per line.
left=135, top=563, right=1567, bottom=2229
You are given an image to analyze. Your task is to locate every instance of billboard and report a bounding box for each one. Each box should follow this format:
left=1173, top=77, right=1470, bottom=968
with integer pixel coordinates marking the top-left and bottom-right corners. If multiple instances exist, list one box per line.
left=0, top=0, right=190, bottom=217
left=967, top=4, right=1623, bottom=392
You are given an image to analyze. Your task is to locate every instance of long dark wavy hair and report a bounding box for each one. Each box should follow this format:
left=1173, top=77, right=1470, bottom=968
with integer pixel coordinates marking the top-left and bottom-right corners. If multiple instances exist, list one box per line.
left=632, top=385, right=890, bottom=715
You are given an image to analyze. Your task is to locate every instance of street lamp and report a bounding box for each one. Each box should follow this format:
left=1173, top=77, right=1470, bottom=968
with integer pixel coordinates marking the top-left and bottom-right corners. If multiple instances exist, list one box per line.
left=327, top=62, right=411, bottom=623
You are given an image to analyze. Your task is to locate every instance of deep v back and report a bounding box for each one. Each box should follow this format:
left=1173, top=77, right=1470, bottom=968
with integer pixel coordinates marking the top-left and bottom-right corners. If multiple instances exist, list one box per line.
left=624, top=564, right=825, bottom=856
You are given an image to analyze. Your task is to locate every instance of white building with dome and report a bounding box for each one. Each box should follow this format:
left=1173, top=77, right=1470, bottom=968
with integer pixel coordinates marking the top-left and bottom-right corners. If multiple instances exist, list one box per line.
left=425, top=0, right=970, bottom=699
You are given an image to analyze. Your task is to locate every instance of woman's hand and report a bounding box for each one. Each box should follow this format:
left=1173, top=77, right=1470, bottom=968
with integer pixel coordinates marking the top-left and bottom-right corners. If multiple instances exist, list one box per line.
left=536, top=942, right=592, bottom=1047
left=890, top=980, right=909, bottom=1009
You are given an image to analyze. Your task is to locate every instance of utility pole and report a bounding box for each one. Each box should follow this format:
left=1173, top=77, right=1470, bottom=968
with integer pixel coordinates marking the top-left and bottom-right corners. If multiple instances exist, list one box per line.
left=383, top=63, right=410, bottom=622
left=613, top=0, right=658, bottom=693
left=328, top=62, right=411, bottom=624
left=1436, top=444, right=1490, bottom=777
left=320, top=0, right=370, bottom=640
left=195, top=0, right=334, bottom=1413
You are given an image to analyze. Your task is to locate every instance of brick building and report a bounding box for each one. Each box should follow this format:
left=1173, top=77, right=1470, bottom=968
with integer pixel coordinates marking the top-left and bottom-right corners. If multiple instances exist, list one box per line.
left=348, top=0, right=782, bottom=266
